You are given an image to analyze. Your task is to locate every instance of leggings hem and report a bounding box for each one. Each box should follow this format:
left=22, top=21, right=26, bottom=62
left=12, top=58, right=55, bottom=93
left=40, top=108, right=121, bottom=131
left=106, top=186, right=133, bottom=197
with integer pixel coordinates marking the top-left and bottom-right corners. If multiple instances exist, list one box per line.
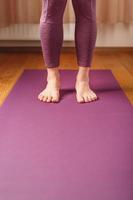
left=46, top=65, right=59, bottom=68
left=77, top=62, right=92, bottom=67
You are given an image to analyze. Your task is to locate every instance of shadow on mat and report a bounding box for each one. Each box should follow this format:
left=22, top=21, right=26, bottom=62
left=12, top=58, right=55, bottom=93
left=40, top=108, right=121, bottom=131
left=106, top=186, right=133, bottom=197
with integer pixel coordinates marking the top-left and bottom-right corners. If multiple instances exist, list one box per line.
left=53, top=86, right=124, bottom=103
left=94, top=86, right=122, bottom=93
left=60, top=87, right=122, bottom=98
left=60, top=88, right=76, bottom=99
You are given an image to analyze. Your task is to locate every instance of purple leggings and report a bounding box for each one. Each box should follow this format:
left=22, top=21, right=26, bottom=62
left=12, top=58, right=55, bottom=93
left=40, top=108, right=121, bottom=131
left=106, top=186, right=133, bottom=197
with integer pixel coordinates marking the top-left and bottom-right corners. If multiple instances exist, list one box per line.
left=40, top=0, right=97, bottom=68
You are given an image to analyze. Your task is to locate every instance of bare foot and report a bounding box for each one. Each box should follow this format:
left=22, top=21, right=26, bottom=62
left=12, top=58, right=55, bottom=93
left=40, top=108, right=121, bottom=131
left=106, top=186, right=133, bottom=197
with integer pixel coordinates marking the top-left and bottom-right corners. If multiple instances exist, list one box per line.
left=75, top=67, right=98, bottom=103
left=38, top=68, right=60, bottom=103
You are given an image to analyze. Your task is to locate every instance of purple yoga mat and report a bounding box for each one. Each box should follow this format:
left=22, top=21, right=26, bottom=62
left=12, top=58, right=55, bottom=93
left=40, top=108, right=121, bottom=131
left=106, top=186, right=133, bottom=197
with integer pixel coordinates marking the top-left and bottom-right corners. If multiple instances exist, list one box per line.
left=0, top=70, right=133, bottom=200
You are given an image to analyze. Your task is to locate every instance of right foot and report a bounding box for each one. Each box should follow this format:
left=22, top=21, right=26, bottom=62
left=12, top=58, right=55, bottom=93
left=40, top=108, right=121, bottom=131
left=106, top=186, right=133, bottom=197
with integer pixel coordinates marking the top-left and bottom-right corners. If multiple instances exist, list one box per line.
left=38, top=68, right=60, bottom=103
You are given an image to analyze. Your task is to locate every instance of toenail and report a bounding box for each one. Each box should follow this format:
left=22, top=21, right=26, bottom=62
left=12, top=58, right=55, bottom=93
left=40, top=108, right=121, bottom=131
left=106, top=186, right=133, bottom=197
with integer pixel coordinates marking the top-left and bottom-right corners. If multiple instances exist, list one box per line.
left=43, top=97, right=47, bottom=101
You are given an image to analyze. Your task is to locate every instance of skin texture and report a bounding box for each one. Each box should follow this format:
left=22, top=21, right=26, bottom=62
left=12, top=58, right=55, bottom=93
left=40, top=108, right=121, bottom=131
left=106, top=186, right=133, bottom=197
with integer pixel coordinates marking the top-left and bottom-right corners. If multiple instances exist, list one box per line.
left=40, top=0, right=97, bottom=68
left=38, top=0, right=98, bottom=103
left=38, top=67, right=98, bottom=103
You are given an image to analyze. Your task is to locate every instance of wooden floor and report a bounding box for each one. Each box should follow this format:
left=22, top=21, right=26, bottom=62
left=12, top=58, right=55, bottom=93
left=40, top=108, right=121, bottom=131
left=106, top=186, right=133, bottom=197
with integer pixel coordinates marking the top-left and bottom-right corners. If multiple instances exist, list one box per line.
left=0, top=48, right=133, bottom=106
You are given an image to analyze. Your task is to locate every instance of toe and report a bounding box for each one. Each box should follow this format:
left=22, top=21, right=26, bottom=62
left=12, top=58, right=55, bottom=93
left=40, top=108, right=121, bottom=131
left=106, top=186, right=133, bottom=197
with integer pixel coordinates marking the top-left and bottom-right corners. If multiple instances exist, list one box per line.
left=52, top=97, right=58, bottom=102
left=88, top=96, right=92, bottom=102
left=89, top=94, right=95, bottom=101
left=38, top=93, right=43, bottom=101
left=52, top=94, right=59, bottom=102
left=42, top=96, right=47, bottom=102
left=46, top=96, right=52, bottom=102
left=52, top=97, right=56, bottom=102
left=90, top=91, right=97, bottom=99
left=77, top=95, right=84, bottom=103
left=84, top=95, right=89, bottom=103
left=88, top=91, right=97, bottom=101
left=92, top=94, right=97, bottom=101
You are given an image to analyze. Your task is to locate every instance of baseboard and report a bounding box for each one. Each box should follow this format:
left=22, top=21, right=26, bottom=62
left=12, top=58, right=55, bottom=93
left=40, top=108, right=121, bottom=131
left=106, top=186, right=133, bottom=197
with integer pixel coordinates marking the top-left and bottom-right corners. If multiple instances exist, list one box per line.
left=0, top=46, right=133, bottom=53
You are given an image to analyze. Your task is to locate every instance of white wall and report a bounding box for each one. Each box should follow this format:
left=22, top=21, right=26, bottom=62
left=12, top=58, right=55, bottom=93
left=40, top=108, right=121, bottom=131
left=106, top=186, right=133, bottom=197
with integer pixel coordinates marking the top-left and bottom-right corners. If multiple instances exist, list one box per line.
left=65, top=23, right=133, bottom=47
left=0, top=23, right=133, bottom=47
left=97, top=23, right=133, bottom=47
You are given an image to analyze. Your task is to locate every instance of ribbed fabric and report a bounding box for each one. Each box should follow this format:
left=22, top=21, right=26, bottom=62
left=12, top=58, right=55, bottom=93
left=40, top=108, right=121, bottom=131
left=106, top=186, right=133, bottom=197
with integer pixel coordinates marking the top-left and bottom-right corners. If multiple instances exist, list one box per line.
left=40, top=0, right=97, bottom=68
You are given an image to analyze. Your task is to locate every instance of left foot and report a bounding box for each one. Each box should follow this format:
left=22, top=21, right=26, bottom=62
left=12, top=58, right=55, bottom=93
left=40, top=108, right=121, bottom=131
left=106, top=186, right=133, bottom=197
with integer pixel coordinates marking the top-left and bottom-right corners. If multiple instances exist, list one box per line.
left=75, top=67, right=98, bottom=103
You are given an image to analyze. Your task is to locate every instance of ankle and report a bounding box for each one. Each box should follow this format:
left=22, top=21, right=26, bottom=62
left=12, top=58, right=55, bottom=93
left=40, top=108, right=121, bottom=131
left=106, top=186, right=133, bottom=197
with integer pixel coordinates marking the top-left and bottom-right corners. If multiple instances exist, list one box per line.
left=47, top=67, right=60, bottom=81
left=76, top=73, right=89, bottom=82
left=76, top=67, right=89, bottom=81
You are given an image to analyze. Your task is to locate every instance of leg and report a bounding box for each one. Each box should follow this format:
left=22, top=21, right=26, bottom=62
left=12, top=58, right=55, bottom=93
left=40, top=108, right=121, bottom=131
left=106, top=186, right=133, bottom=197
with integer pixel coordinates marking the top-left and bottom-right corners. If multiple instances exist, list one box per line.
left=38, top=0, right=67, bottom=102
left=72, top=0, right=97, bottom=67
left=72, top=0, right=98, bottom=103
